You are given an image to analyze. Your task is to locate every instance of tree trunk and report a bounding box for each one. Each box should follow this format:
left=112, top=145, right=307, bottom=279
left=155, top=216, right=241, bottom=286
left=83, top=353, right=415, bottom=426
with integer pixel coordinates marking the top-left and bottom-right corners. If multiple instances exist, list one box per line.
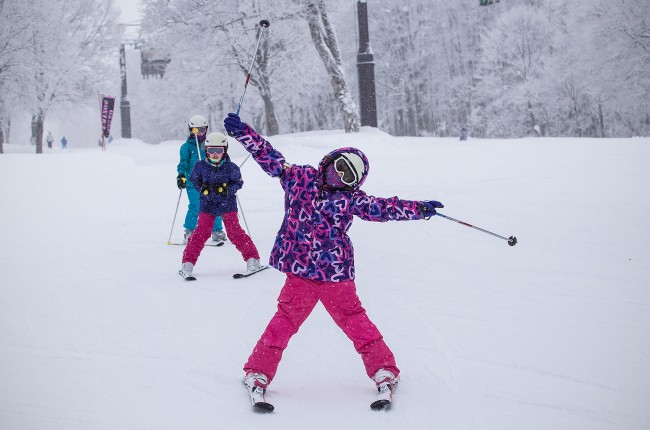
left=598, top=102, right=605, bottom=138
left=0, top=117, right=4, bottom=154
left=235, top=27, right=279, bottom=136
left=256, top=35, right=279, bottom=136
left=305, top=0, right=360, bottom=132
left=526, top=101, right=535, bottom=135
left=32, top=110, right=45, bottom=154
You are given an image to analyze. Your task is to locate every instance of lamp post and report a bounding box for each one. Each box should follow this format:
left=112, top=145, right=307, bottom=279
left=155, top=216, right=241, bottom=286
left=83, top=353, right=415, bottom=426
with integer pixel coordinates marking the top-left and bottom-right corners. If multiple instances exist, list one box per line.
left=356, top=0, right=377, bottom=127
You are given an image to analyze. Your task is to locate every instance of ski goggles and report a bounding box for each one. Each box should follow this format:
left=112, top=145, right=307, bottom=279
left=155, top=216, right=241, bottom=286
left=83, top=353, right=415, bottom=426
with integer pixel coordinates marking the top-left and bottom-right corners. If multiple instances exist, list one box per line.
left=191, top=126, right=208, bottom=134
left=334, top=155, right=359, bottom=186
left=206, top=146, right=226, bottom=157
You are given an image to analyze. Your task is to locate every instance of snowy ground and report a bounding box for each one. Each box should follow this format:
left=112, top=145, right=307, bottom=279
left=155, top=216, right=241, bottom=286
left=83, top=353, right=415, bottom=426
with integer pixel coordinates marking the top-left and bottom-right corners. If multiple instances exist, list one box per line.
left=1, top=130, right=649, bottom=430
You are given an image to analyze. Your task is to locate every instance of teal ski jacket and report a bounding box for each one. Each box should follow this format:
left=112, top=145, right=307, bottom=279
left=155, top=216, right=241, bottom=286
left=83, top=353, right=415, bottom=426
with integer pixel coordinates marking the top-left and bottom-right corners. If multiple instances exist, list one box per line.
left=177, top=136, right=205, bottom=183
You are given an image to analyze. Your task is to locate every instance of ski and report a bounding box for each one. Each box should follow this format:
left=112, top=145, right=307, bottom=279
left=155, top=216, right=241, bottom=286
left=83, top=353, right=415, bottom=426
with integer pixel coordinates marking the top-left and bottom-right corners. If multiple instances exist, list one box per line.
left=233, top=266, right=269, bottom=279
left=370, top=380, right=397, bottom=411
left=178, top=270, right=196, bottom=281
left=253, top=400, right=274, bottom=413
left=167, top=241, right=225, bottom=247
left=370, top=399, right=391, bottom=411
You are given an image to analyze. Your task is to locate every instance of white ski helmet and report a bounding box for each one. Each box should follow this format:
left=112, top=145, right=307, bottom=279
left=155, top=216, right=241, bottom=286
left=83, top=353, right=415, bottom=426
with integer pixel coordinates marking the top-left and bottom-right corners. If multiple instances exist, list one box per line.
left=319, top=147, right=369, bottom=189
left=334, top=152, right=366, bottom=186
left=205, top=132, right=228, bottom=149
left=188, top=114, right=208, bottom=129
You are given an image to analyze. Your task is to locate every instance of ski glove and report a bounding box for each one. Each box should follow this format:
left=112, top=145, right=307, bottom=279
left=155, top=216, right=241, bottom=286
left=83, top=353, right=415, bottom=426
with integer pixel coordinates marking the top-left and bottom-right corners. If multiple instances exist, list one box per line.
left=215, top=182, right=229, bottom=196
left=177, top=174, right=186, bottom=189
left=420, top=200, right=444, bottom=219
left=224, top=113, right=246, bottom=137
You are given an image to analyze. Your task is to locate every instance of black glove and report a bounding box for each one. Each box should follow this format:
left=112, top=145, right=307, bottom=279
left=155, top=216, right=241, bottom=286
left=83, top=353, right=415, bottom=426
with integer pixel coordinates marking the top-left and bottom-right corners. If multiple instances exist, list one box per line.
left=420, top=200, right=444, bottom=219
left=214, top=182, right=229, bottom=196
left=176, top=174, right=186, bottom=189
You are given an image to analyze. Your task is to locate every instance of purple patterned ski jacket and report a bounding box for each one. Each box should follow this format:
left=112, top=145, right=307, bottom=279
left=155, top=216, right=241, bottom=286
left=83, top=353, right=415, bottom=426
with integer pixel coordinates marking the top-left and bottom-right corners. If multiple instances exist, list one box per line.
left=235, top=125, right=424, bottom=282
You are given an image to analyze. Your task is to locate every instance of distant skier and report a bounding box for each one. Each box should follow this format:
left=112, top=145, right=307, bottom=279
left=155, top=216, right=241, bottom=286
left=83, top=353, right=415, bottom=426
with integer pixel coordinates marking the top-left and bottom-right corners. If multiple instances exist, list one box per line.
left=176, top=115, right=225, bottom=244
left=460, top=127, right=468, bottom=141
left=178, top=132, right=261, bottom=279
left=60, top=136, right=67, bottom=149
left=224, top=112, right=444, bottom=411
left=46, top=131, right=54, bottom=149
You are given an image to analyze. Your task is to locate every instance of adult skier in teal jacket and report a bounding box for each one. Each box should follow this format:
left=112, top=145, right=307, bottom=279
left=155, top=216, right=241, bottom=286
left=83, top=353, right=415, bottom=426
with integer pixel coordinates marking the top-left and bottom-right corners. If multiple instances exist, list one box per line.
left=176, top=115, right=225, bottom=243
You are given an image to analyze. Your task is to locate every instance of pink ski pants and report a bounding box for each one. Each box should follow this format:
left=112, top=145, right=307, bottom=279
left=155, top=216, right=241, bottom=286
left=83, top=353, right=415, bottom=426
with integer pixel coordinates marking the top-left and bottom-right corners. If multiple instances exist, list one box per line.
left=244, top=273, right=399, bottom=385
left=182, top=211, right=259, bottom=265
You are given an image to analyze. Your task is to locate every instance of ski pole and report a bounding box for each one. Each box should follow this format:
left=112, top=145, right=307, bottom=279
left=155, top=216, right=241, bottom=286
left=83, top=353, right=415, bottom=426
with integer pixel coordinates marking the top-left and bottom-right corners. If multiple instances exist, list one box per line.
left=166, top=189, right=183, bottom=244
left=239, top=154, right=251, bottom=168
left=192, top=130, right=202, bottom=161
left=234, top=19, right=270, bottom=116
left=236, top=195, right=253, bottom=240
left=230, top=20, right=269, bottom=236
left=435, top=212, right=517, bottom=246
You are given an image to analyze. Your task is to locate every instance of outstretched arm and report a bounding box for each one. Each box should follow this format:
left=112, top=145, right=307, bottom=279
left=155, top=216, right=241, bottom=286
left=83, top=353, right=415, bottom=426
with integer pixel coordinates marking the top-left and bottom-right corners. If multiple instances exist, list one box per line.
left=350, top=192, right=443, bottom=222
left=224, top=113, right=286, bottom=178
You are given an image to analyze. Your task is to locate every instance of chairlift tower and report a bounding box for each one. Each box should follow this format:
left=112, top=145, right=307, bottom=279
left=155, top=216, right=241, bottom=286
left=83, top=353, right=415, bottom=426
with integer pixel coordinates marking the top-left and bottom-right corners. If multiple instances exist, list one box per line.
left=119, top=23, right=142, bottom=138
left=356, top=0, right=377, bottom=127
left=118, top=22, right=170, bottom=138
left=119, top=42, right=132, bottom=138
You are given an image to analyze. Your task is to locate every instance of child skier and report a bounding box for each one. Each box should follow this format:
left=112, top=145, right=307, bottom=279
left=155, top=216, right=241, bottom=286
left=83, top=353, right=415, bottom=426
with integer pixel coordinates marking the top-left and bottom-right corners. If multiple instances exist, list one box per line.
left=176, top=115, right=225, bottom=244
left=178, top=131, right=262, bottom=279
left=224, top=113, right=444, bottom=410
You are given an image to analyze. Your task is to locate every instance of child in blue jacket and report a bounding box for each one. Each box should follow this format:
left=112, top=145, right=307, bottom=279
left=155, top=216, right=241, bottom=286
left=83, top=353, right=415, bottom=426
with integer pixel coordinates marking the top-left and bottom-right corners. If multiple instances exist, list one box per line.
left=179, top=132, right=261, bottom=278
left=176, top=115, right=225, bottom=243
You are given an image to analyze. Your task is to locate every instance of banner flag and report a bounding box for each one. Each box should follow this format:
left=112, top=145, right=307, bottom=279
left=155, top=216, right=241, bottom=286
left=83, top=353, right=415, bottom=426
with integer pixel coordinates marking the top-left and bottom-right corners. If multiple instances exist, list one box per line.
left=100, top=96, right=115, bottom=138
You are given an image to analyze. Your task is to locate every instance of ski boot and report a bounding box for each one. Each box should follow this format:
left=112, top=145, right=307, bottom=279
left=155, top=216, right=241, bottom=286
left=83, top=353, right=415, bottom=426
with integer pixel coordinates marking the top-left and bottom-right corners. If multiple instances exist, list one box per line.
left=371, top=369, right=399, bottom=410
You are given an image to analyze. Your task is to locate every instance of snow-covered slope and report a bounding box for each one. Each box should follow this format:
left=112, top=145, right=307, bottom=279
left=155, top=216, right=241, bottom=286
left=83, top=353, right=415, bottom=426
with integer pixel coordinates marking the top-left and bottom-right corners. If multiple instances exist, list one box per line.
left=1, top=131, right=649, bottom=430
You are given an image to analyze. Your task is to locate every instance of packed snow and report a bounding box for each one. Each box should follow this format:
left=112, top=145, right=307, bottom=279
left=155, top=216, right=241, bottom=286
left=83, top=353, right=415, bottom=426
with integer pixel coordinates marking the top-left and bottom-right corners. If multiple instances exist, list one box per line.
left=1, top=130, right=649, bottom=430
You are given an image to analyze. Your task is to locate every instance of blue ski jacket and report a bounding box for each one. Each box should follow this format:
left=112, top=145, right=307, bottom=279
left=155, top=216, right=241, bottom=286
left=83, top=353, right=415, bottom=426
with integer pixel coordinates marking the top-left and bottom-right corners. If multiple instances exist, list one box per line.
left=189, top=155, right=243, bottom=215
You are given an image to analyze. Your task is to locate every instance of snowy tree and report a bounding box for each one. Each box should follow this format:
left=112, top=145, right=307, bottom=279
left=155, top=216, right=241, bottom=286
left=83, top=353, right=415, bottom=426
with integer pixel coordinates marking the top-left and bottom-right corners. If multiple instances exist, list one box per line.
left=133, top=0, right=649, bottom=139
left=473, top=4, right=557, bottom=137
left=138, top=0, right=317, bottom=137
left=372, top=3, right=427, bottom=136
left=0, top=0, right=37, bottom=151
left=304, top=0, right=360, bottom=133
left=11, top=0, right=635, bottom=142
left=582, top=0, right=650, bottom=136
left=367, top=0, right=481, bottom=136
left=0, top=0, right=121, bottom=153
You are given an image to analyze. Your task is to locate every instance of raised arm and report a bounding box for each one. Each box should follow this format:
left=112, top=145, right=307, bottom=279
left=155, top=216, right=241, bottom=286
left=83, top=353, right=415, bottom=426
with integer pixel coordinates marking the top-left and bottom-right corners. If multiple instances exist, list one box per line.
left=224, top=113, right=286, bottom=178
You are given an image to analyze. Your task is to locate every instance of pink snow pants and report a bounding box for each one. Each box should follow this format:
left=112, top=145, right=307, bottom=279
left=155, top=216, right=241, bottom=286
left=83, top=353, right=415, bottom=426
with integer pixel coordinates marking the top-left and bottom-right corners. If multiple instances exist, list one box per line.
left=182, top=211, right=259, bottom=265
left=244, top=273, right=399, bottom=385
